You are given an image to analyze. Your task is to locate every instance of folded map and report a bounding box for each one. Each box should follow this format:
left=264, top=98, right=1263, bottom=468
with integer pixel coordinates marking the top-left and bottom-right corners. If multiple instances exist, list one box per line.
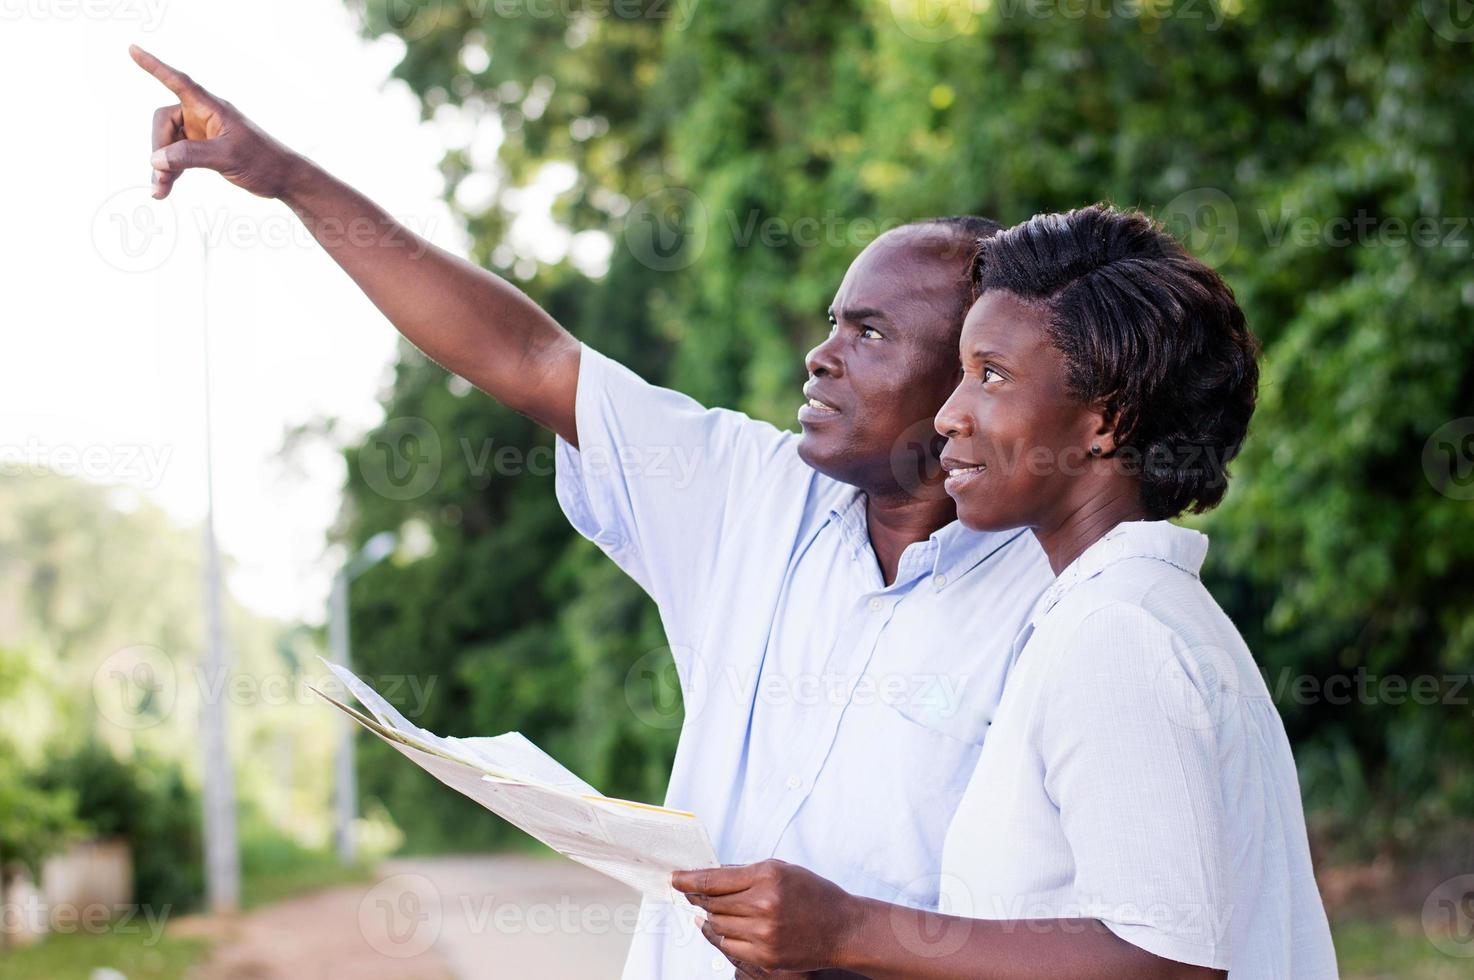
left=313, top=660, right=717, bottom=909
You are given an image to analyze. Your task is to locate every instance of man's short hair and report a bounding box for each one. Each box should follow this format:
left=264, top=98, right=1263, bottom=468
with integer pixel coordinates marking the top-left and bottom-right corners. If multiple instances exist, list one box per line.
left=905, top=215, right=1005, bottom=327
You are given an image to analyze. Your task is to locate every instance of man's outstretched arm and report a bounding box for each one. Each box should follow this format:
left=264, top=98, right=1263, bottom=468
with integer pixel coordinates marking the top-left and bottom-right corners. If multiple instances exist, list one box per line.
left=131, top=45, right=581, bottom=445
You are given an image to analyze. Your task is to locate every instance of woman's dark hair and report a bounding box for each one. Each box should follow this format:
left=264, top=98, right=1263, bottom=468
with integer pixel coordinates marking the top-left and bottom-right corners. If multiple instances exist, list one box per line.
left=974, top=203, right=1260, bottom=519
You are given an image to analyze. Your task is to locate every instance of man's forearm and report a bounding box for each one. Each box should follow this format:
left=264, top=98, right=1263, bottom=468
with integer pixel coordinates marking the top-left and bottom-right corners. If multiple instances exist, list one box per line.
left=277, top=156, right=581, bottom=442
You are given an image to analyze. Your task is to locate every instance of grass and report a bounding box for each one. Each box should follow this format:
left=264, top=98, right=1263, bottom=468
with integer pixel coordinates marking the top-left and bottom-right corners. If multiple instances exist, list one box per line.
left=0, top=929, right=209, bottom=980
left=0, top=823, right=373, bottom=979
left=238, top=822, right=374, bottom=911
left=1334, top=915, right=1472, bottom=979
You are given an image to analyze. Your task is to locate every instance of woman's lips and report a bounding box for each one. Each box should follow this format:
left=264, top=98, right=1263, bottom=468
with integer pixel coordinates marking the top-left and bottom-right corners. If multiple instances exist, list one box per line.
left=941, top=460, right=986, bottom=494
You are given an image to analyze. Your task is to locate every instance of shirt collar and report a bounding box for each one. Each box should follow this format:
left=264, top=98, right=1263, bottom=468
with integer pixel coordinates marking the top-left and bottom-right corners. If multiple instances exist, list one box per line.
left=1034, top=520, right=1208, bottom=619
left=826, top=492, right=1031, bottom=590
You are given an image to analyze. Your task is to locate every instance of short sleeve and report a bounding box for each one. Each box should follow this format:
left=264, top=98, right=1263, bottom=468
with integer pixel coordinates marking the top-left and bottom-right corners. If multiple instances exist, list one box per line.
left=1040, top=602, right=1233, bottom=972
left=555, top=344, right=811, bottom=644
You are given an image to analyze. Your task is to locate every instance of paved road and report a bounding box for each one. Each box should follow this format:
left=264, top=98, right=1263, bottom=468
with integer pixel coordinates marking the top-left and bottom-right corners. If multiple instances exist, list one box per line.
left=189, top=855, right=636, bottom=979
left=380, top=855, right=637, bottom=979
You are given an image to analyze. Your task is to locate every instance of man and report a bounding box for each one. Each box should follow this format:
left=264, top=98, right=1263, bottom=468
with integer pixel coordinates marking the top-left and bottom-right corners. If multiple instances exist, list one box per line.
left=132, top=46, right=1053, bottom=979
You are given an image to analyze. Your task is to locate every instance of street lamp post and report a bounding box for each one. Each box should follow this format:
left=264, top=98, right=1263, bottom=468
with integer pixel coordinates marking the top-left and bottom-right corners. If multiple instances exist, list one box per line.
left=328, top=530, right=397, bottom=864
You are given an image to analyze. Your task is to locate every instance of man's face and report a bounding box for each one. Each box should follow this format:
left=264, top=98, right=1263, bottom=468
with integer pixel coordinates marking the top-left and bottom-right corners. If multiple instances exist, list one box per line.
left=796, top=225, right=972, bottom=496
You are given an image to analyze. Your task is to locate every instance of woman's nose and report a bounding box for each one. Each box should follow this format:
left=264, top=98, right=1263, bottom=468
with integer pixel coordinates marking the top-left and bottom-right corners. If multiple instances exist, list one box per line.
left=934, top=384, right=971, bottom=439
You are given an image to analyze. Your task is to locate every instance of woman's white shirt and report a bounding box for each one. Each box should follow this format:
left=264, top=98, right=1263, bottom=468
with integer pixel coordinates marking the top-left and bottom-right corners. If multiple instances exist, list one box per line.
left=940, top=521, right=1337, bottom=978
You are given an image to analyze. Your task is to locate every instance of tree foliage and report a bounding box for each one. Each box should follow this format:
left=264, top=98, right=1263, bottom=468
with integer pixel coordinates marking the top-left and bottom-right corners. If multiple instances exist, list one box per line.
left=339, top=0, right=1474, bottom=855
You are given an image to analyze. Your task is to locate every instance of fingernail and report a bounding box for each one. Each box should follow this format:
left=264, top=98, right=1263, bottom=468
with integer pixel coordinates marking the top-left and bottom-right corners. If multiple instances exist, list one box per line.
left=151, top=149, right=168, bottom=170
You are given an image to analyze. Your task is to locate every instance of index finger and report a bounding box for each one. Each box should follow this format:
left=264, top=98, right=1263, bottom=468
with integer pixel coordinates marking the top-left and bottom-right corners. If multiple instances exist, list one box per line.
left=129, top=45, right=204, bottom=100
left=671, top=863, right=759, bottom=896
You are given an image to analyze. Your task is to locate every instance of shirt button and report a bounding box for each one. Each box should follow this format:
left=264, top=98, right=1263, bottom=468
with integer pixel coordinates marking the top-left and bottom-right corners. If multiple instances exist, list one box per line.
left=785, top=775, right=802, bottom=790
left=933, top=574, right=947, bottom=588
left=711, top=954, right=726, bottom=971
left=868, top=598, right=882, bottom=611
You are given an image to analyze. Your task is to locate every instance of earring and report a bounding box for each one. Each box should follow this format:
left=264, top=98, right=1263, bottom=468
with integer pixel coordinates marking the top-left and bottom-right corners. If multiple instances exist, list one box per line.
left=1090, top=444, right=1102, bottom=456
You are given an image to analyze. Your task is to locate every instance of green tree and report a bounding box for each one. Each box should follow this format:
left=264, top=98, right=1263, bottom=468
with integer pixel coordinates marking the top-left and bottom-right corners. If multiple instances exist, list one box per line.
left=339, top=0, right=1474, bottom=855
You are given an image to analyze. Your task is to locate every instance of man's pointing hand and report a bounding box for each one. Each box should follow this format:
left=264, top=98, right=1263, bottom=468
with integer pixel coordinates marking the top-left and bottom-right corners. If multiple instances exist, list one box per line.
left=130, top=44, right=300, bottom=201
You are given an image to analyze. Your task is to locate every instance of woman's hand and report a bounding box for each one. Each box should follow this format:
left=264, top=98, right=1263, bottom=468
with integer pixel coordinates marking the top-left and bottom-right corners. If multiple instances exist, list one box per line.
left=672, top=859, right=864, bottom=974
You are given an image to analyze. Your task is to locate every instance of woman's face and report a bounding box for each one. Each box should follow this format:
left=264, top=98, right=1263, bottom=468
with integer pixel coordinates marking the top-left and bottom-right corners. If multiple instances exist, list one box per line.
left=934, top=290, right=1105, bottom=532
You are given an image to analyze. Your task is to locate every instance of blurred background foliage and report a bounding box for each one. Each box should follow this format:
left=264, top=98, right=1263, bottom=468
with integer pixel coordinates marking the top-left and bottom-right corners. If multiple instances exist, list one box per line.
left=336, top=0, right=1473, bottom=860
left=0, top=474, right=359, bottom=910
left=2, top=0, right=1469, bottom=932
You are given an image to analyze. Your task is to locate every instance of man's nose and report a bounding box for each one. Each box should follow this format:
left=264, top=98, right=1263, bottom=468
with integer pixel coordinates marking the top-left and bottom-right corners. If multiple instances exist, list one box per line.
left=934, top=384, right=971, bottom=438
left=804, top=334, right=843, bottom=378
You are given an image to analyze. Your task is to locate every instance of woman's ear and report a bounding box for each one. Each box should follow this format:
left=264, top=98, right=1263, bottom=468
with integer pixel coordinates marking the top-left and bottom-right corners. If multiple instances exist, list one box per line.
left=1089, top=399, right=1124, bottom=456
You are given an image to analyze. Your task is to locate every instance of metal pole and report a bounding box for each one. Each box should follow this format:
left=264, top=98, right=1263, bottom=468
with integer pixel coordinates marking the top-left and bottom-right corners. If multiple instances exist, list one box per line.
left=199, top=242, right=240, bottom=914
left=328, top=569, right=357, bottom=863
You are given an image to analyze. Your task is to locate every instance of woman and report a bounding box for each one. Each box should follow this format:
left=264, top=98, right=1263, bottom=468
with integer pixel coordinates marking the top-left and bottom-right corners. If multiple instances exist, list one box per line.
left=673, top=205, right=1338, bottom=979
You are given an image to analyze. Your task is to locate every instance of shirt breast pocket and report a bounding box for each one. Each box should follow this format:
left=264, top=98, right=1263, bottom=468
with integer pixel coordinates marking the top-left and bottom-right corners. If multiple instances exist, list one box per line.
left=882, top=690, right=992, bottom=748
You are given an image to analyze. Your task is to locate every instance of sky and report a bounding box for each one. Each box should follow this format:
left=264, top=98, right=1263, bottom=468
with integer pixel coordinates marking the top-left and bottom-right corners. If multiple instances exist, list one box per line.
left=0, top=0, right=582, bottom=623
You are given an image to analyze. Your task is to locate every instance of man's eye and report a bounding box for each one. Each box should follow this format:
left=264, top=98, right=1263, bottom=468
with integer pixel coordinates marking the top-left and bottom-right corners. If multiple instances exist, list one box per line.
left=860, top=326, right=884, bottom=340
left=982, top=366, right=1002, bottom=384
left=827, top=319, right=838, bottom=336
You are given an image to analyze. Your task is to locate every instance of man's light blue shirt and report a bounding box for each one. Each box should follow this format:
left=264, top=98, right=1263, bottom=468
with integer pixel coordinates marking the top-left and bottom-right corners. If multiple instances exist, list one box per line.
left=555, top=346, right=1053, bottom=978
